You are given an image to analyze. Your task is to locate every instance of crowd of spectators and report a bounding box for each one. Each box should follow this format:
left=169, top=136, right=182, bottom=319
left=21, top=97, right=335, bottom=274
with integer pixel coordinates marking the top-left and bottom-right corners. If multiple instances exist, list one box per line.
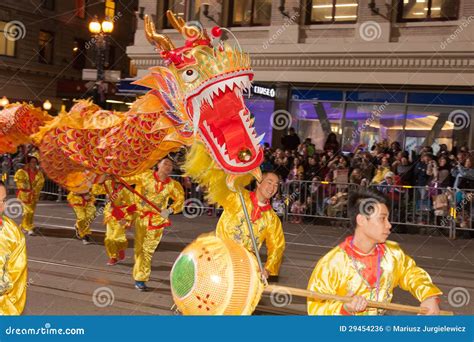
left=264, top=129, right=474, bottom=231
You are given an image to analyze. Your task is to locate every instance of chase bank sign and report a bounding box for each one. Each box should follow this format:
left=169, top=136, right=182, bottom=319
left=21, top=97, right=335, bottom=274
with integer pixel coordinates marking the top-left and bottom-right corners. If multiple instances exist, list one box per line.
left=252, top=85, right=276, bottom=98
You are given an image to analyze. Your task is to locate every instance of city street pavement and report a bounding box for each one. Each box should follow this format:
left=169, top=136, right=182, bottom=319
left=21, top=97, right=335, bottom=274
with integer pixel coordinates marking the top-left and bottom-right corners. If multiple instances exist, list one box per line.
left=11, top=201, right=474, bottom=316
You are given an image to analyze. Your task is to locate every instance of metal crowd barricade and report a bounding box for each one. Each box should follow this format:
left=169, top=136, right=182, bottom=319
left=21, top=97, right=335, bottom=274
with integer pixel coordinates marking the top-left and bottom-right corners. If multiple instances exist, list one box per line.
left=450, top=188, right=474, bottom=238
left=284, top=180, right=359, bottom=222
left=282, top=179, right=470, bottom=239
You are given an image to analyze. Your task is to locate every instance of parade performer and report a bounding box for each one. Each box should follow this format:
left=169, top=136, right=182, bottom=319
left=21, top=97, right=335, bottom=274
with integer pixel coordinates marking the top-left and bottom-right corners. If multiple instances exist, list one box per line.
left=0, top=181, right=28, bottom=315
left=129, top=158, right=184, bottom=291
left=215, top=171, right=285, bottom=279
left=13, top=153, right=44, bottom=236
left=307, top=188, right=442, bottom=315
left=95, top=176, right=138, bottom=266
left=67, top=186, right=100, bottom=245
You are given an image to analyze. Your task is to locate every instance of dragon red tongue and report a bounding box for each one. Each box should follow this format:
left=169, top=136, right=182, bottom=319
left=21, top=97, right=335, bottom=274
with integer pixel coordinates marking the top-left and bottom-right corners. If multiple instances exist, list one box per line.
left=200, top=86, right=257, bottom=163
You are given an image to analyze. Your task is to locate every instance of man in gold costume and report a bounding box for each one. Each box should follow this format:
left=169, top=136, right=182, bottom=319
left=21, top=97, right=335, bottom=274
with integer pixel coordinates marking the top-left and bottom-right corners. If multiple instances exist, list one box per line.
left=129, top=158, right=184, bottom=291
left=95, top=177, right=138, bottom=266
left=307, top=188, right=442, bottom=315
left=216, top=172, right=285, bottom=279
left=14, top=154, right=44, bottom=236
left=67, top=187, right=100, bottom=245
left=0, top=180, right=27, bottom=315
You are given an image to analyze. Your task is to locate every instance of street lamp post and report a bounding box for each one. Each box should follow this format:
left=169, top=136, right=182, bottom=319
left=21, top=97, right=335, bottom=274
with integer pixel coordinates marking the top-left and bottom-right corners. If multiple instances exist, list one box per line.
left=88, top=16, right=114, bottom=107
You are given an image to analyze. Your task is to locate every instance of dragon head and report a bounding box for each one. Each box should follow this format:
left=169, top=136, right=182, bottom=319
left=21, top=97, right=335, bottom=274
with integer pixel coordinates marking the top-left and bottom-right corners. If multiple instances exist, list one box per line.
left=143, top=11, right=264, bottom=175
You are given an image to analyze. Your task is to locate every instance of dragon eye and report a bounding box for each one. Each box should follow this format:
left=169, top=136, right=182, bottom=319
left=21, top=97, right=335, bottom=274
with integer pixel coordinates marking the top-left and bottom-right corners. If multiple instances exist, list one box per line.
left=181, top=68, right=199, bottom=83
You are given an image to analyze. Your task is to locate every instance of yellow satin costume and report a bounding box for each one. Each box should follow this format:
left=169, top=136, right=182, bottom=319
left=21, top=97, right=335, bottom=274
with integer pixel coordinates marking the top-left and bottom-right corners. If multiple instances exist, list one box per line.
left=307, top=237, right=442, bottom=315
left=0, top=216, right=27, bottom=315
left=95, top=179, right=138, bottom=260
left=215, top=190, right=285, bottom=276
left=67, top=190, right=98, bottom=239
left=14, top=168, right=44, bottom=232
left=128, top=170, right=184, bottom=282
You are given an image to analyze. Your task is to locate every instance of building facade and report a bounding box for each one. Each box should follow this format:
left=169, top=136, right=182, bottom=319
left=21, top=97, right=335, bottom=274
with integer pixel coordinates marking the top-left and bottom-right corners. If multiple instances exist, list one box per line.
left=0, top=0, right=138, bottom=113
left=127, top=0, right=473, bottom=153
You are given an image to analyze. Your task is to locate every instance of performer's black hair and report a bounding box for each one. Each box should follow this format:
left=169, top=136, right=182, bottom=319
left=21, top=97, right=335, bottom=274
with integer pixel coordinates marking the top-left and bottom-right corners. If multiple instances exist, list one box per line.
left=347, top=187, right=389, bottom=229
left=0, top=180, right=4, bottom=189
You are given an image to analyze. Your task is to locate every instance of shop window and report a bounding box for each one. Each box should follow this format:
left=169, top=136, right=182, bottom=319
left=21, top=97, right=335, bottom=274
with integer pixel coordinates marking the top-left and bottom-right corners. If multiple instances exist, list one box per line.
left=0, top=21, right=16, bottom=57
left=342, top=103, right=406, bottom=153
left=290, top=100, right=344, bottom=151
left=398, top=0, right=459, bottom=22
left=72, top=38, right=86, bottom=70
left=307, top=0, right=358, bottom=24
left=229, top=0, right=272, bottom=27
left=38, top=30, right=54, bottom=64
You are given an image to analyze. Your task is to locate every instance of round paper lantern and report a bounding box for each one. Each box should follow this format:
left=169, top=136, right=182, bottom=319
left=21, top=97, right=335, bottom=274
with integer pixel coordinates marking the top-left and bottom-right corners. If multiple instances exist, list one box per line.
left=170, top=234, right=264, bottom=315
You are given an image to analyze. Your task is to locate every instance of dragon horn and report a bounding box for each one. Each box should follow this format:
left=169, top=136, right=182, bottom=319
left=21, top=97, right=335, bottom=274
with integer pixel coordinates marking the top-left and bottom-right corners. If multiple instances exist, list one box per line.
left=166, top=10, right=186, bottom=33
left=166, top=10, right=208, bottom=41
left=144, top=15, right=175, bottom=51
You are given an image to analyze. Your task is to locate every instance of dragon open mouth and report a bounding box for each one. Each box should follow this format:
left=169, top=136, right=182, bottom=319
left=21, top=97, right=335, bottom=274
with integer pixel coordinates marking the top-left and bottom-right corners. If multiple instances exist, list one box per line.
left=185, top=71, right=264, bottom=173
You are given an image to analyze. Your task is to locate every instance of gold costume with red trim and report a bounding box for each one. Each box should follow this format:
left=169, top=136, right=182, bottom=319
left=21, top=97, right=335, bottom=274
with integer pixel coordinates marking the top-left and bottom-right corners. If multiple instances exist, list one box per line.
left=0, top=216, right=27, bottom=315
left=95, top=179, right=138, bottom=260
left=307, top=236, right=442, bottom=315
left=13, top=167, right=44, bottom=232
left=67, top=187, right=100, bottom=239
left=216, top=190, right=285, bottom=276
left=128, top=170, right=184, bottom=282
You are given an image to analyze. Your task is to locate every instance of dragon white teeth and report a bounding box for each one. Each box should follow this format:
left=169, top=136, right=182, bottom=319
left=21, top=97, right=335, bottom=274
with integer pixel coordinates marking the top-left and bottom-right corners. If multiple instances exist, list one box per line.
left=255, top=133, right=265, bottom=144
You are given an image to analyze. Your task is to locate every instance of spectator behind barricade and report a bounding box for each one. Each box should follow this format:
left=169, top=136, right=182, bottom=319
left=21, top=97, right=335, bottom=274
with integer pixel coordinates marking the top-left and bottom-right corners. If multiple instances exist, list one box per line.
left=333, top=156, right=349, bottom=184
left=304, top=138, right=315, bottom=157
left=414, top=153, right=434, bottom=187
left=349, top=168, right=368, bottom=187
left=377, top=171, right=402, bottom=202
left=371, top=157, right=391, bottom=184
left=260, top=155, right=274, bottom=173
left=323, top=133, right=340, bottom=154
left=290, top=199, right=305, bottom=224
left=452, top=156, right=474, bottom=189
left=359, top=152, right=375, bottom=181
left=281, top=127, right=301, bottom=151
left=396, top=156, right=413, bottom=185
left=326, top=192, right=348, bottom=218
left=272, top=193, right=286, bottom=219
left=287, top=158, right=304, bottom=181
left=437, top=144, right=449, bottom=158
left=390, top=141, right=402, bottom=155
left=391, top=151, right=405, bottom=172
left=432, top=156, right=452, bottom=188
left=305, top=156, right=320, bottom=180
left=297, top=143, right=308, bottom=159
